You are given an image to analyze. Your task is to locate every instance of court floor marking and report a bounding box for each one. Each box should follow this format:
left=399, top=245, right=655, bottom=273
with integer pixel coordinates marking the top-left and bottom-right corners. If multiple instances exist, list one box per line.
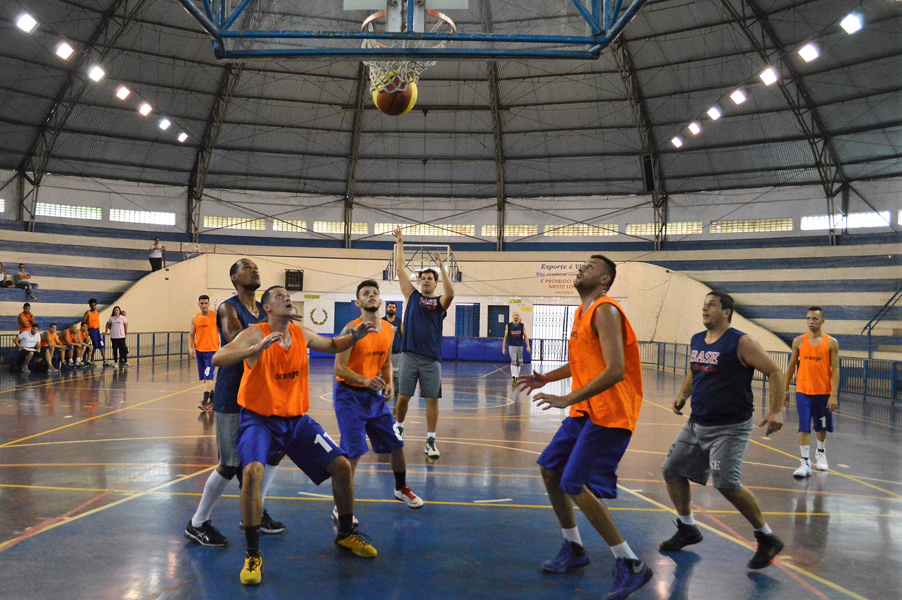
left=0, top=358, right=187, bottom=396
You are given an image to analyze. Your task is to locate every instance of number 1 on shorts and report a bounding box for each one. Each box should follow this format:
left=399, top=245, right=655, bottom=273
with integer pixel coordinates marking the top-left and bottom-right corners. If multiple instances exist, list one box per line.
left=314, top=432, right=336, bottom=453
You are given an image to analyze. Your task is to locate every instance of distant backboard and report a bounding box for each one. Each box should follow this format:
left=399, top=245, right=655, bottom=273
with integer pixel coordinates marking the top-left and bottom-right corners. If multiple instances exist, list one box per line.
left=176, top=0, right=650, bottom=60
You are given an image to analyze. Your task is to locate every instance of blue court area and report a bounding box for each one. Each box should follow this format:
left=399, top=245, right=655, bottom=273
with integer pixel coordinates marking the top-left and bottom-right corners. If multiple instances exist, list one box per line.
left=0, top=359, right=899, bottom=599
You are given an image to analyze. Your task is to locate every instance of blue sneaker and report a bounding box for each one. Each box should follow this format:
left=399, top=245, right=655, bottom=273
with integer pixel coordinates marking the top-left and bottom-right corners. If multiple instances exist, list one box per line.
left=606, top=558, right=653, bottom=600
left=541, top=540, right=590, bottom=573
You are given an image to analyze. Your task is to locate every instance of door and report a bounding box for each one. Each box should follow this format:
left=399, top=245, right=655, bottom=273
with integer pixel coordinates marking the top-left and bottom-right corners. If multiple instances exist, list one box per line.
left=455, top=303, right=480, bottom=338
left=487, top=305, right=509, bottom=338
left=333, top=301, right=359, bottom=334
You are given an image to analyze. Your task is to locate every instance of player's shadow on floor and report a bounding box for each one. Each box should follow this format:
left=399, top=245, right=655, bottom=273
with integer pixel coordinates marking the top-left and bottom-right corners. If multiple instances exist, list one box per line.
left=660, top=551, right=702, bottom=600
left=746, top=570, right=783, bottom=600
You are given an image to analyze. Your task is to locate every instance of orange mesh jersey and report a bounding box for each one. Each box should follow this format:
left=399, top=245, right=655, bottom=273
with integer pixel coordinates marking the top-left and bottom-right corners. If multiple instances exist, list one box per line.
left=193, top=312, right=220, bottom=352
left=238, top=322, right=309, bottom=417
left=568, top=296, right=644, bottom=432
left=18, top=312, right=35, bottom=332
left=41, top=331, right=57, bottom=348
left=86, top=310, right=100, bottom=329
left=796, top=334, right=833, bottom=395
left=81, top=330, right=89, bottom=343
left=336, top=318, right=392, bottom=386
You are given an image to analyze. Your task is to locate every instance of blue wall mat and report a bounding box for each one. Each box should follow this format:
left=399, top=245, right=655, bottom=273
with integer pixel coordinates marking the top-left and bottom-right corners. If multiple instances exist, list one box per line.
left=441, top=337, right=457, bottom=361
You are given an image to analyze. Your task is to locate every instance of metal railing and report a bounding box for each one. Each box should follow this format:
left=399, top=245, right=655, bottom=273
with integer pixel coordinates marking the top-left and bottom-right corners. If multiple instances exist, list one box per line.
left=1, top=331, right=190, bottom=365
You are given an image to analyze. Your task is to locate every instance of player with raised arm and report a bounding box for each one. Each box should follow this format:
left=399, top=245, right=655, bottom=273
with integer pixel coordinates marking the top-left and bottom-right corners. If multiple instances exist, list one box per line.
left=190, top=294, right=220, bottom=412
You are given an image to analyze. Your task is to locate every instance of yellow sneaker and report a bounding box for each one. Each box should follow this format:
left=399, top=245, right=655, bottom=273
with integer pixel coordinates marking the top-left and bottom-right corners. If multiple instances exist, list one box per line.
left=335, top=528, right=378, bottom=558
left=240, top=551, right=263, bottom=585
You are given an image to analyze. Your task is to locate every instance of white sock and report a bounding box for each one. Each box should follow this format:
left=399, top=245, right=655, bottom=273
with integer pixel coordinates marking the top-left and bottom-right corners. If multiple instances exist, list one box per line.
left=427, top=432, right=436, bottom=440
left=800, top=446, right=810, bottom=460
left=816, top=440, right=826, bottom=452
left=678, top=513, right=696, bottom=526
left=610, top=541, right=638, bottom=560
left=562, top=526, right=583, bottom=547
left=261, top=464, right=278, bottom=504
left=75, top=358, right=82, bottom=364
left=755, top=523, right=773, bottom=535
left=511, top=365, right=521, bottom=378
left=191, top=470, right=231, bottom=527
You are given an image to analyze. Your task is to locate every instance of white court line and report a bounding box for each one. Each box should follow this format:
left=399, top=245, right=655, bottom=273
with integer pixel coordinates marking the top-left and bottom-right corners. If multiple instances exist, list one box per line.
left=297, top=491, right=333, bottom=498
left=473, top=498, right=513, bottom=503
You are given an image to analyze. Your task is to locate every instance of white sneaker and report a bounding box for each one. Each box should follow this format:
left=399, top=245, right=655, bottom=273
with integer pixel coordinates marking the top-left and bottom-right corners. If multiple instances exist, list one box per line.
left=793, top=459, right=812, bottom=478
left=425, top=437, right=440, bottom=459
left=331, top=506, right=359, bottom=526
left=815, top=452, right=829, bottom=471
left=394, top=485, right=424, bottom=509
left=393, top=422, right=404, bottom=440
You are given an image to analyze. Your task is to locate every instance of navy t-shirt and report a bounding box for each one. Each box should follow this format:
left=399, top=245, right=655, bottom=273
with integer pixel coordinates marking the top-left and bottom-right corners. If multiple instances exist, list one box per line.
left=401, top=290, right=445, bottom=361
left=688, top=328, right=755, bottom=426
left=213, top=296, right=265, bottom=413
left=507, top=322, right=525, bottom=347
left=383, top=316, right=403, bottom=354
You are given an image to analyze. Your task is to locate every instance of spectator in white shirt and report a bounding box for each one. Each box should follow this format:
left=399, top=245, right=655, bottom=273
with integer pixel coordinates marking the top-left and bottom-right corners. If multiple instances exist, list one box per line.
left=14, top=323, right=41, bottom=373
left=14, top=263, right=38, bottom=300
left=106, top=306, right=129, bottom=366
left=149, top=237, right=166, bottom=271
left=0, top=263, right=12, bottom=288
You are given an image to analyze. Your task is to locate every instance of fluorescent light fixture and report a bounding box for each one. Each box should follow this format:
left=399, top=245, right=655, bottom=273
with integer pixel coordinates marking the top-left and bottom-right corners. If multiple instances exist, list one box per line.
left=759, top=67, right=778, bottom=85
left=688, top=122, right=701, bottom=135
left=798, top=43, right=819, bottom=62
left=87, top=66, right=105, bottom=82
left=671, top=136, right=683, bottom=148
left=16, top=14, right=38, bottom=33
left=840, top=13, right=862, bottom=34
left=138, top=102, right=152, bottom=116
left=178, top=132, right=189, bottom=143
left=730, top=89, right=747, bottom=104
left=158, top=118, right=171, bottom=130
left=116, top=86, right=131, bottom=100
left=707, top=106, right=722, bottom=120
left=55, top=42, right=74, bottom=60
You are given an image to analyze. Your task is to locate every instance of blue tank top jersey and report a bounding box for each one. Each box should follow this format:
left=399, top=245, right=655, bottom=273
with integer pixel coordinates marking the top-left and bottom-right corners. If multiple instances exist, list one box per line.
left=507, top=322, right=525, bottom=347
left=401, top=290, right=445, bottom=361
left=383, top=316, right=403, bottom=354
left=213, top=296, right=265, bottom=413
left=688, top=328, right=755, bottom=426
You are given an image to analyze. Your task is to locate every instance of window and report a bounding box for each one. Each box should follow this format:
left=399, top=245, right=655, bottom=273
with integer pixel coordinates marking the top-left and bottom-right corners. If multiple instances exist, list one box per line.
left=374, top=223, right=474, bottom=236
left=482, top=224, right=539, bottom=237
left=625, top=221, right=703, bottom=236
left=710, top=218, right=792, bottom=233
left=314, top=221, right=369, bottom=234
left=36, top=202, right=102, bottom=220
left=110, top=209, right=176, bottom=226
left=544, top=223, right=618, bottom=237
left=801, top=211, right=892, bottom=231
left=203, top=215, right=265, bottom=230
left=0, top=198, right=5, bottom=212
left=273, top=219, right=308, bottom=232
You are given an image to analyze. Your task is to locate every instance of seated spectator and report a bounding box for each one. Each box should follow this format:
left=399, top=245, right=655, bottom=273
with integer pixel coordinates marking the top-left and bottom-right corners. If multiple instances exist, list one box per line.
left=149, top=237, right=166, bottom=271
left=0, top=263, right=12, bottom=288
left=58, top=324, right=87, bottom=369
left=14, top=323, right=41, bottom=373
left=14, top=264, right=38, bottom=300
left=18, top=303, right=36, bottom=332
left=79, top=322, right=95, bottom=366
left=40, top=323, right=65, bottom=372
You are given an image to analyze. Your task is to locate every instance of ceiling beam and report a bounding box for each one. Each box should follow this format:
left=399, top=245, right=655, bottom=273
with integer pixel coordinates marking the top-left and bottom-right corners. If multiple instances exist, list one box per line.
left=343, top=64, right=368, bottom=250
left=480, top=0, right=507, bottom=252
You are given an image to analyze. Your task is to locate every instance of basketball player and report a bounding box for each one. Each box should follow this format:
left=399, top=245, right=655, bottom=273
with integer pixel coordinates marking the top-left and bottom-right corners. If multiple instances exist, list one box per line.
left=783, top=306, right=839, bottom=477
left=82, top=298, right=108, bottom=366
left=382, top=301, right=402, bottom=399
left=40, top=323, right=65, bottom=372
left=58, top=323, right=87, bottom=368
left=392, top=227, right=455, bottom=459
left=78, top=323, right=94, bottom=366
left=502, top=312, right=530, bottom=384
left=185, top=259, right=284, bottom=548
left=213, top=285, right=378, bottom=585
left=660, top=291, right=786, bottom=569
left=334, top=279, right=423, bottom=517
left=517, top=255, right=653, bottom=600
left=189, top=294, right=220, bottom=411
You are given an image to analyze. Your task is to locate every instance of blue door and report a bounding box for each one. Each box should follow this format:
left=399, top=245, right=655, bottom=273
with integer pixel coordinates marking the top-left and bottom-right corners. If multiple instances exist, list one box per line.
left=487, top=305, right=509, bottom=338
left=333, top=302, right=358, bottom=334
left=455, top=303, right=480, bottom=338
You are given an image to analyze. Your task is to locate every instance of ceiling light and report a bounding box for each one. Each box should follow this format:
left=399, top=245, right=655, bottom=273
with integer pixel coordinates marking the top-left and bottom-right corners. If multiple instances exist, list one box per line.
left=798, top=44, right=819, bottom=62
left=671, top=137, right=683, bottom=148
left=730, top=89, right=747, bottom=104
left=840, top=14, right=862, bottom=34
left=688, top=122, right=701, bottom=135
left=159, top=118, right=171, bottom=130
left=759, top=68, right=778, bottom=86
left=178, top=132, right=189, bottom=143
left=116, top=86, right=131, bottom=100
left=138, top=102, right=152, bottom=116
left=56, top=43, right=74, bottom=60
left=87, top=66, right=105, bottom=82
left=707, top=107, right=722, bottom=120
left=16, top=14, right=38, bottom=33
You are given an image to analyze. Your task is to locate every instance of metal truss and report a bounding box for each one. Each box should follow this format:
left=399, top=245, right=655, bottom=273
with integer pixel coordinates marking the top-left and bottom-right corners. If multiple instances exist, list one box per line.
left=343, top=64, right=368, bottom=249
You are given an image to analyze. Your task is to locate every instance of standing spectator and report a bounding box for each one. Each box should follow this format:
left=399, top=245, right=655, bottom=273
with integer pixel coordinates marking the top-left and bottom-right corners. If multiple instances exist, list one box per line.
left=82, top=298, right=108, bottom=366
left=0, top=263, right=12, bottom=288
left=149, top=237, right=166, bottom=271
left=18, top=303, right=36, bottom=332
left=106, top=306, right=129, bottom=366
left=14, top=323, right=41, bottom=373
left=14, top=264, right=38, bottom=300
left=40, top=323, right=65, bottom=372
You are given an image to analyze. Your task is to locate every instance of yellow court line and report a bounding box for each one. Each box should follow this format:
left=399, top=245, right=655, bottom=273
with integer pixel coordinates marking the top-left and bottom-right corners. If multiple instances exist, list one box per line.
left=0, top=434, right=215, bottom=448
left=0, top=384, right=205, bottom=448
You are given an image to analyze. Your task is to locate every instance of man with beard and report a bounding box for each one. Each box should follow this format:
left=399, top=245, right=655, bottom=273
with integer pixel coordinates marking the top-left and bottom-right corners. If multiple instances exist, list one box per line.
left=382, top=301, right=403, bottom=400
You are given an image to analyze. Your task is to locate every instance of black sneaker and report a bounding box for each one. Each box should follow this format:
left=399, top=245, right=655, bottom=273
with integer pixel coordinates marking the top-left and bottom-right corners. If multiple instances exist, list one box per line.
left=185, top=519, right=228, bottom=547
left=747, top=530, right=784, bottom=569
left=660, top=520, right=704, bottom=551
left=260, top=510, right=286, bottom=534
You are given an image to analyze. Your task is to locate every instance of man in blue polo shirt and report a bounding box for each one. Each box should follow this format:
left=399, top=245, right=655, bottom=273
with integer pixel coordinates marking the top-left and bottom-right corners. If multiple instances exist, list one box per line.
left=392, top=228, right=455, bottom=459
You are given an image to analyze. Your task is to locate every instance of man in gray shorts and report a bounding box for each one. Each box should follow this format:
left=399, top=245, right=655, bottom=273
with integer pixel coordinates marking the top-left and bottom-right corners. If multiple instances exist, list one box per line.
left=660, top=290, right=786, bottom=570
left=392, top=228, right=455, bottom=460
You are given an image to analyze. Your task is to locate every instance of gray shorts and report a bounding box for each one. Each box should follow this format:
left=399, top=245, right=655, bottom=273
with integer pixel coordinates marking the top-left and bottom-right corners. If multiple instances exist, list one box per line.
left=509, top=346, right=524, bottom=366
left=399, top=352, right=442, bottom=399
left=215, top=411, right=241, bottom=468
left=392, top=352, right=402, bottom=377
left=661, top=417, right=754, bottom=490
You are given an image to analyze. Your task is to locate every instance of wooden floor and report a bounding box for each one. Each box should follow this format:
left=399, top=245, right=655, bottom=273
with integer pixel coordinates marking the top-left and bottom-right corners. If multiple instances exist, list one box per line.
left=0, top=357, right=899, bottom=600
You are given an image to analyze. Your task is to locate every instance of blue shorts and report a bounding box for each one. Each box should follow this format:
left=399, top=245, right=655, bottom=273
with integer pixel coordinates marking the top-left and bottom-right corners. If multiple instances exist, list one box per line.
left=797, top=393, right=834, bottom=433
left=537, top=416, right=632, bottom=499
left=334, top=382, right=404, bottom=459
left=237, top=409, right=346, bottom=485
left=196, top=351, right=215, bottom=380
left=88, top=328, right=104, bottom=349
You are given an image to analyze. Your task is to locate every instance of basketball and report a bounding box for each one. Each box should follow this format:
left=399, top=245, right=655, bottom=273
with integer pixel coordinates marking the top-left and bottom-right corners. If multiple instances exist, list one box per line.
left=372, top=80, right=418, bottom=116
